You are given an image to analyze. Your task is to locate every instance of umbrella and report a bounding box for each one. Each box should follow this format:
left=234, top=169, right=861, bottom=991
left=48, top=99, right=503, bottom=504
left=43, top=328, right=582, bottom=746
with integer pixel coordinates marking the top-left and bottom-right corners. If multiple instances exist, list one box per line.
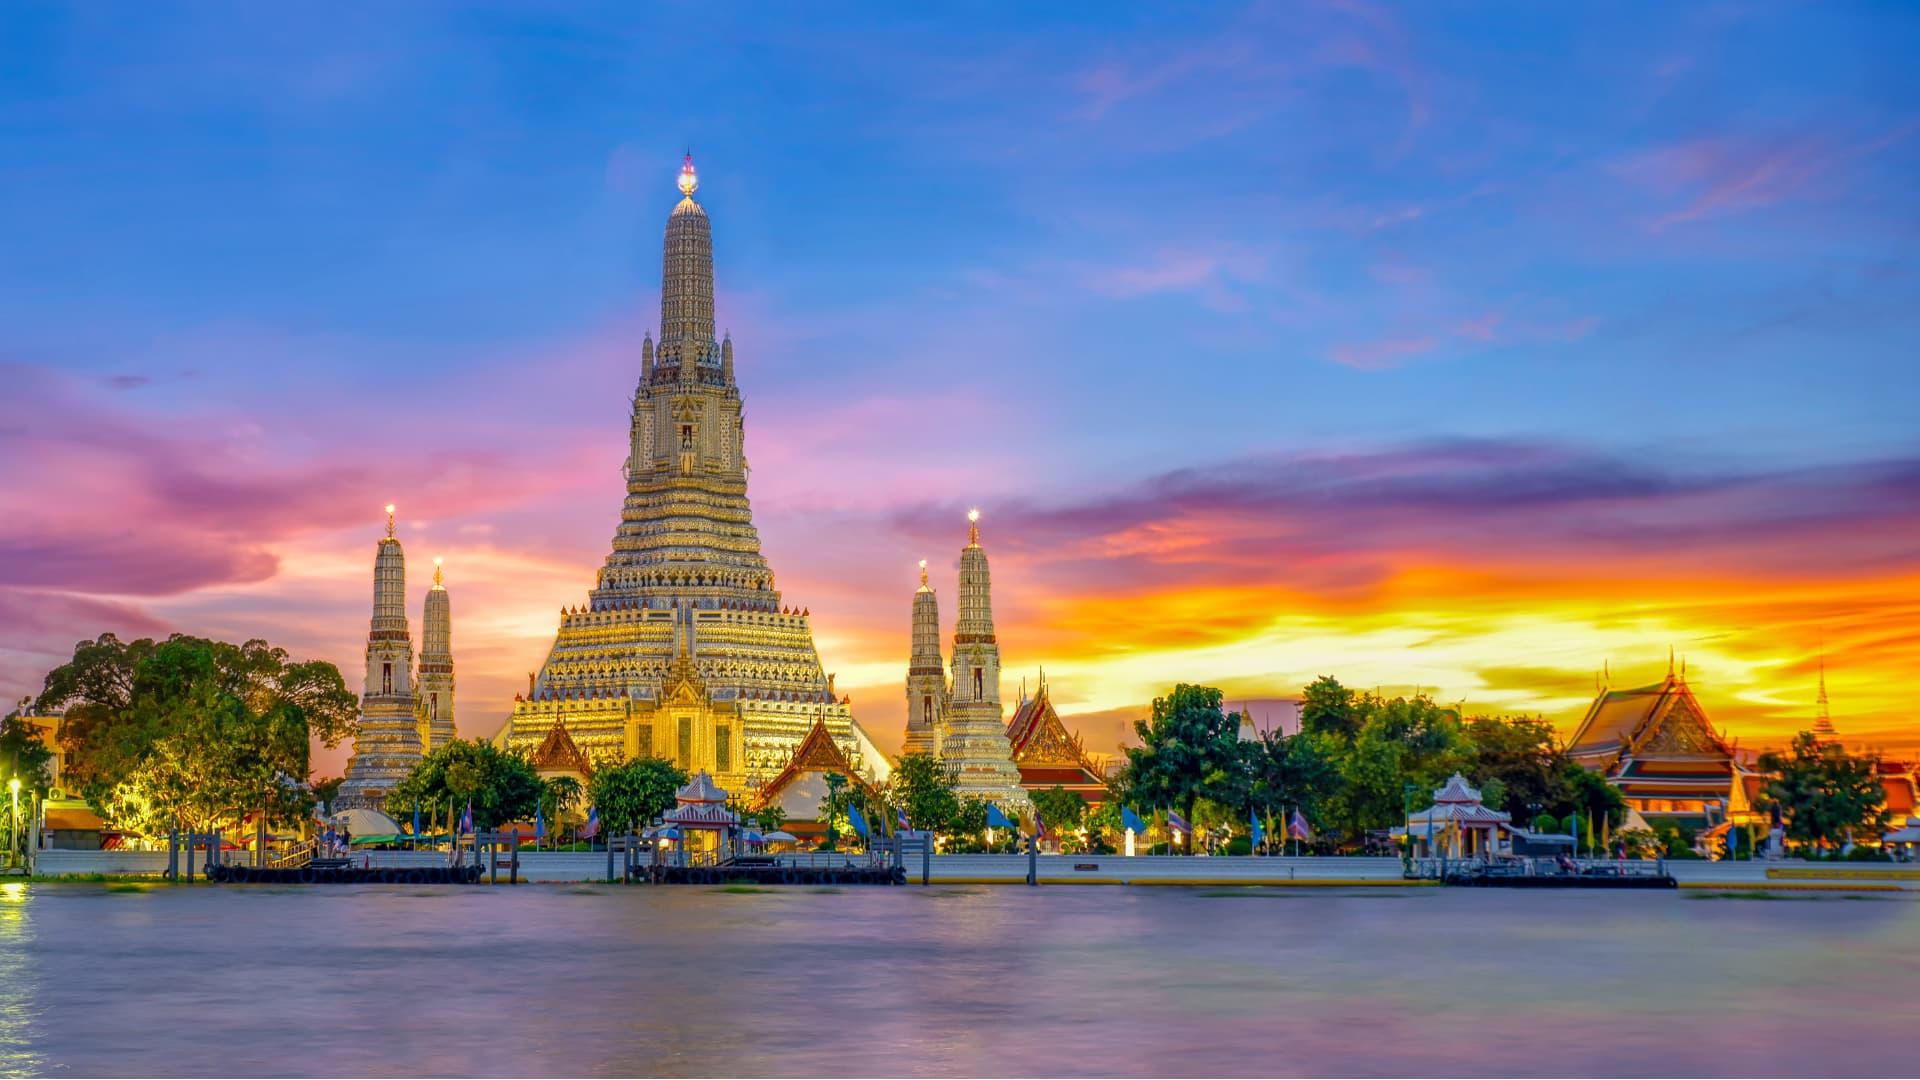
left=763, top=830, right=798, bottom=843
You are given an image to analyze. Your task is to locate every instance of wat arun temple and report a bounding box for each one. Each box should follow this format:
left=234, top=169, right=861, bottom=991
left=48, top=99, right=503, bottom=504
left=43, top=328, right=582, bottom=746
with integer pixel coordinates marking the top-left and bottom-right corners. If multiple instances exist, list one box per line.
left=490, top=155, right=889, bottom=795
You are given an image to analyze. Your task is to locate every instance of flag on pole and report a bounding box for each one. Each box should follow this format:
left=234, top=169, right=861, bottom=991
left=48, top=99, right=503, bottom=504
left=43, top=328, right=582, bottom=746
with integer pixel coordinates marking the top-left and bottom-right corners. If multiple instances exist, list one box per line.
left=897, top=807, right=910, bottom=831
left=459, top=800, right=473, bottom=835
left=583, top=805, right=599, bottom=840
left=1166, top=809, right=1191, bottom=835
left=1288, top=809, right=1312, bottom=840
left=535, top=803, right=546, bottom=844
left=1249, top=808, right=1266, bottom=849
left=411, top=802, right=422, bottom=838
left=848, top=803, right=870, bottom=840
left=1121, top=807, right=1149, bottom=835
left=986, top=804, right=1015, bottom=830
left=1585, top=812, right=1595, bottom=851
left=1034, top=808, right=1048, bottom=839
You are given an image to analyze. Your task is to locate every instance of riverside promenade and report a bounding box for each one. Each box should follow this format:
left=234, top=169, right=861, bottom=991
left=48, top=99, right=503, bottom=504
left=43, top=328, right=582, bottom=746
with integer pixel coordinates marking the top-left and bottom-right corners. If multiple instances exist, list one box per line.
left=32, top=849, right=1920, bottom=890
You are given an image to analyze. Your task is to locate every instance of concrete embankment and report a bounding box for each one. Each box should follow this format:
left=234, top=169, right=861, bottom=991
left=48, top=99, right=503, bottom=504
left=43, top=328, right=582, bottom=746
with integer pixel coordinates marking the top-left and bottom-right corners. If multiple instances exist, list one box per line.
left=28, top=848, right=1920, bottom=891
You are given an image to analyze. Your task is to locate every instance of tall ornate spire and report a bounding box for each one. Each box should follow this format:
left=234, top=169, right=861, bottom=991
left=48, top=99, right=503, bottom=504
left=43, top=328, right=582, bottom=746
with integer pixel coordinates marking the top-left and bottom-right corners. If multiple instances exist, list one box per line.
left=659, top=152, right=715, bottom=362
left=338, top=507, right=424, bottom=809
left=418, top=556, right=456, bottom=752
left=1811, top=657, right=1837, bottom=740
left=942, top=509, right=1025, bottom=806
left=904, top=558, right=946, bottom=757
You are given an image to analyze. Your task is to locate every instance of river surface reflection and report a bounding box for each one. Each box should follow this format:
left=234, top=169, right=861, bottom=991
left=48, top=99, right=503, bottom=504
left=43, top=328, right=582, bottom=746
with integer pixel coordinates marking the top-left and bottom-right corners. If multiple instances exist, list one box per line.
left=11, top=882, right=1919, bottom=1077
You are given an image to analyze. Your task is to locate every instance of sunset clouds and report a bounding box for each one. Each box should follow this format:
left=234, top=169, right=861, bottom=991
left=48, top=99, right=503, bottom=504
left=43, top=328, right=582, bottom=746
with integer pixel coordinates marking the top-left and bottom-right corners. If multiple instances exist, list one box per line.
left=3, top=2, right=1916, bottom=770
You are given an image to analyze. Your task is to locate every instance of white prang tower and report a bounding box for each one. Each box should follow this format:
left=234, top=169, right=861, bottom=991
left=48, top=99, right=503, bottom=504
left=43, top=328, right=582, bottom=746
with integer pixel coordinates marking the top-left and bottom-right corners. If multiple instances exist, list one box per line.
left=338, top=504, right=425, bottom=810
left=902, top=559, right=948, bottom=758
left=940, top=510, right=1026, bottom=807
left=417, top=557, right=456, bottom=752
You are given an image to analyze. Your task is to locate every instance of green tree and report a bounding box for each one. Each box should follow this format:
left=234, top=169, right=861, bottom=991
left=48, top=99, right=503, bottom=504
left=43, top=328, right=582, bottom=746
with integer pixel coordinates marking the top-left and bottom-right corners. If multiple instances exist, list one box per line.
left=1758, top=731, right=1890, bottom=853
left=1331, top=695, right=1472, bottom=844
left=1246, top=726, right=1341, bottom=829
left=1032, top=785, right=1087, bottom=838
left=586, top=757, right=688, bottom=837
left=1464, top=714, right=1563, bottom=819
left=1300, top=676, right=1361, bottom=740
left=36, top=634, right=356, bottom=835
left=1120, top=684, right=1243, bottom=854
left=1552, top=760, right=1625, bottom=830
left=0, top=711, right=55, bottom=798
left=540, top=775, right=584, bottom=841
left=887, top=753, right=960, bottom=834
left=386, top=739, right=544, bottom=831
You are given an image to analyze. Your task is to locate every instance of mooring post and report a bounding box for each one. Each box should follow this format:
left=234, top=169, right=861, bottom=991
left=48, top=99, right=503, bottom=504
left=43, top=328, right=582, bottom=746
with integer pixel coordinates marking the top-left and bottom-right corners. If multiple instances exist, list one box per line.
left=167, top=830, right=179, bottom=881
left=1027, top=834, right=1038, bottom=886
left=509, top=833, right=519, bottom=885
left=922, top=836, right=931, bottom=886
left=606, top=838, right=616, bottom=884
left=185, top=834, right=195, bottom=883
left=256, top=818, right=267, bottom=868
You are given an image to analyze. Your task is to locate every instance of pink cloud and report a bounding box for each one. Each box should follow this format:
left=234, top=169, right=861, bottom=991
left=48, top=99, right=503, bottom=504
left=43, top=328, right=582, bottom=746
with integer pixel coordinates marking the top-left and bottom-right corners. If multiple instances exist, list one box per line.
left=1330, top=335, right=1436, bottom=370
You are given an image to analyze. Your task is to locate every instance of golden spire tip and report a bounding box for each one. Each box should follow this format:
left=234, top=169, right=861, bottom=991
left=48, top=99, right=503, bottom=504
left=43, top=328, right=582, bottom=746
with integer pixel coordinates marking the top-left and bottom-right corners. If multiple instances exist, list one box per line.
left=384, top=503, right=396, bottom=538
left=678, top=152, right=698, bottom=198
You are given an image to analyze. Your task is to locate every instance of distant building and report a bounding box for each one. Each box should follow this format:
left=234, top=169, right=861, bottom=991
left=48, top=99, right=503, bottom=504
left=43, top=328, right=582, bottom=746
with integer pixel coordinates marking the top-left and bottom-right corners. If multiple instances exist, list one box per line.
left=337, top=507, right=458, bottom=811
left=1566, top=662, right=1760, bottom=831
left=1004, top=677, right=1109, bottom=807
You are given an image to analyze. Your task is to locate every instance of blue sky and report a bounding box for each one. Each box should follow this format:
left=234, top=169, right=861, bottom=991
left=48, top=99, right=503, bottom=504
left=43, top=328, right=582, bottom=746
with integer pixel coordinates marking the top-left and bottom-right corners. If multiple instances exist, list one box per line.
left=4, top=2, right=1918, bottom=757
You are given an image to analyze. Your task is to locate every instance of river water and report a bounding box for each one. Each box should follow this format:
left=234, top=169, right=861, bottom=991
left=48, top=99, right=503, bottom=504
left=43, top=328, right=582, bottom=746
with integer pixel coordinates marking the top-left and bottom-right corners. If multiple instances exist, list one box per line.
left=2, top=881, right=1914, bottom=1077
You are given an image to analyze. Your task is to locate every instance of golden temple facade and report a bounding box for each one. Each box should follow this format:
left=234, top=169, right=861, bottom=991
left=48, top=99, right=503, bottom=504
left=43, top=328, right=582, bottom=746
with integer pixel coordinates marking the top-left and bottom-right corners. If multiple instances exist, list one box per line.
left=499, top=155, right=883, bottom=794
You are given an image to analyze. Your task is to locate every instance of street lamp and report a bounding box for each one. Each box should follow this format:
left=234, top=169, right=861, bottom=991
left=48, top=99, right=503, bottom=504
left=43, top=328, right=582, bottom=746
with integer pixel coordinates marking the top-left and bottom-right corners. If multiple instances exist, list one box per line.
left=7, top=778, right=18, bottom=869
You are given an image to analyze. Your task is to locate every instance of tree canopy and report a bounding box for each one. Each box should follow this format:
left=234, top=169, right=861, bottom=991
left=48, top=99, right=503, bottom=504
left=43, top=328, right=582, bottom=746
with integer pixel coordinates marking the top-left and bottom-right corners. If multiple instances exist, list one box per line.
left=1759, top=732, right=1889, bottom=852
left=386, top=739, right=544, bottom=830
left=35, top=633, right=356, bottom=835
left=587, top=757, right=688, bottom=836
left=888, top=753, right=960, bottom=833
left=1120, top=684, right=1244, bottom=853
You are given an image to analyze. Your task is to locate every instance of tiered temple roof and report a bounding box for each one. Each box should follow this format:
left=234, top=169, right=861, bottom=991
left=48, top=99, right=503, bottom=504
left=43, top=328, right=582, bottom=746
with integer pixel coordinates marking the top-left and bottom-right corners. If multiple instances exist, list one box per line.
left=530, top=718, right=593, bottom=781
left=1568, top=667, right=1753, bottom=827
left=1004, top=680, right=1108, bottom=804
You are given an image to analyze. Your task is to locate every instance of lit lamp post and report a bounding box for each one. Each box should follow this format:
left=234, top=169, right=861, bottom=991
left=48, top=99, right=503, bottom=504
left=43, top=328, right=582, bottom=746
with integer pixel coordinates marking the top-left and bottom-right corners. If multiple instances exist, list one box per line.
left=7, top=778, right=18, bottom=870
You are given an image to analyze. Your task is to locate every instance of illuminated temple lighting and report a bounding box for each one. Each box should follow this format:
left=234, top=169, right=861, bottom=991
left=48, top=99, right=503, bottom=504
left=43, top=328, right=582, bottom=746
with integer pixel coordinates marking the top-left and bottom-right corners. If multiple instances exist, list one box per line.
left=677, top=151, right=698, bottom=198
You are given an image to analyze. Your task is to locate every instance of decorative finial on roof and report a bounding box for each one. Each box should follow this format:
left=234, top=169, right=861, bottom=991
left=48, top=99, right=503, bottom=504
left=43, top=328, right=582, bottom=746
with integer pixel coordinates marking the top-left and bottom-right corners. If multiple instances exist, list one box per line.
left=1667, top=645, right=1675, bottom=679
left=432, top=556, right=444, bottom=588
left=967, top=507, right=980, bottom=545
left=1813, top=655, right=1837, bottom=738
left=918, top=558, right=928, bottom=586
left=678, top=151, right=698, bottom=198
left=384, top=503, right=396, bottom=538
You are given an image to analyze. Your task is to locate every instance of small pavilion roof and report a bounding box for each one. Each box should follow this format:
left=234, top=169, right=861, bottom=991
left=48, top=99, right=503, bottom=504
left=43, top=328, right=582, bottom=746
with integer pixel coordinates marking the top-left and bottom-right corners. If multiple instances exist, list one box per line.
left=675, top=770, right=729, bottom=806
left=1409, top=772, right=1511, bottom=826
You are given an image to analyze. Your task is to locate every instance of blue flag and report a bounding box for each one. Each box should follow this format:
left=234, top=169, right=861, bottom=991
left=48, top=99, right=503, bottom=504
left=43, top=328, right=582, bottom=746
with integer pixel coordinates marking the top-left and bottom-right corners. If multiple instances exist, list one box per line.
left=848, top=803, right=870, bottom=840
left=1121, top=806, right=1148, bottom=834
left=535, top=803, right=545, bottom=843
left=1249, top=809, right=1265, bottom=848
left=583, top=805, right=599, bottom=839
left=411, top=802, right=421, bottom=838
left=986, top=804, right=1015, bottom=830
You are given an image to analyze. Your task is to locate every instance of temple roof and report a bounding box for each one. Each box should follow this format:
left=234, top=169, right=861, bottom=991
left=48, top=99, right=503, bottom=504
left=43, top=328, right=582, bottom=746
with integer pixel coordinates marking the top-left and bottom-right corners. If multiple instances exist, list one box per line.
left=1567, top=673, right=1733, bottom=764
left=530, top=718, right=593, bottom=778
left=1005, top=683, right=1098, bottom=771
left=676, top=770, right=729, bottom=806
left=1410, top=773, right=1511, bottom=824
left=752, top=716, right=871, bottom=811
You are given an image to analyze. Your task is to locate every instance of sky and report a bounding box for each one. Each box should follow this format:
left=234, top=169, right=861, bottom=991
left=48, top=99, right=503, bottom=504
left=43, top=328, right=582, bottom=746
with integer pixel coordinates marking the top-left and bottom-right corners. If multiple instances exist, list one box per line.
left=3, top=2, right=1918, bottom=774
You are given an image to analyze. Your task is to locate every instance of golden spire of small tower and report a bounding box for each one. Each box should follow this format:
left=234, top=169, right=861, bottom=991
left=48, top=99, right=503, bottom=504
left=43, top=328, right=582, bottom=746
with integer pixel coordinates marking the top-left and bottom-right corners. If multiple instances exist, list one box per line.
left=918, top=558, right=929, bottom=590
left=1812, top=656, right=1837, bottom=739
left=678, top=151, right=698, bottom=199
left=432, top=556, right=444, bottom=589
left=967, top=507, right=981, bottom=546
left=385, top=503, right=397, bottom=539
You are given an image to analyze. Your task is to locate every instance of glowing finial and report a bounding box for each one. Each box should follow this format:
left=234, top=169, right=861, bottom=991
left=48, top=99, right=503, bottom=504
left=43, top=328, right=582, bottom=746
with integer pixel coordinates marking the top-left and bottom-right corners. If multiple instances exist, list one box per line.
left=967, top=508, right=980, bottom=545
left=384, top=503, right=396, bottom=538
left=433, top=556, right=444, bottom=588
left=677, top=151, right=698, bottom=198
left=919, top=558, right=928, bottom=586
